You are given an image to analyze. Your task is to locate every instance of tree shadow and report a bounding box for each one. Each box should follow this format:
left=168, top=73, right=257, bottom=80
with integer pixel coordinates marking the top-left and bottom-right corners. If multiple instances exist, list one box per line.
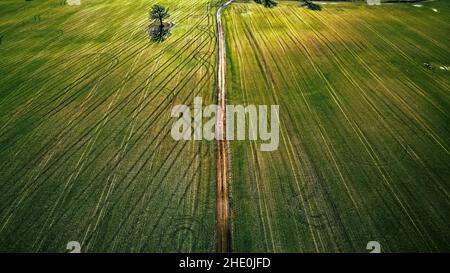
left=148, top=22, right=172, bottom=43
left=302, top=1, right=322, bottom=11
left=255, top=0, right=278, bottom=8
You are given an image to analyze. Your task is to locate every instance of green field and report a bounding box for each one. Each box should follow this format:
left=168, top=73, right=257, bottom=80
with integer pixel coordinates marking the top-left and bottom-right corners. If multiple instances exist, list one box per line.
left=225, top=1, right=450, bottom=252
left=0, top=0, right=449, bottom=253
left=0, top=0, right=218, bottom=252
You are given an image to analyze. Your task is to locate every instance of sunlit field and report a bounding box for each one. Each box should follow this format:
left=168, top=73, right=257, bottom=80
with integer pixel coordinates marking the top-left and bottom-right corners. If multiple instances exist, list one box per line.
left=224, top=0, right=450, bottom=252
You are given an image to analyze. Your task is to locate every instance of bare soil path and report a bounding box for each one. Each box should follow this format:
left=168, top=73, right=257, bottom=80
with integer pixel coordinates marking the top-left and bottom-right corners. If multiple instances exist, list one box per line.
left=215, top=0, right=233, bottom=253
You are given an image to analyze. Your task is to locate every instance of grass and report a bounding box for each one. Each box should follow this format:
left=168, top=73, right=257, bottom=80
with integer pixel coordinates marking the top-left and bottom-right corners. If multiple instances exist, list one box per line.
left=224, top=0, right=450, bottom=252
left=0, top=0, right=218, bottom=252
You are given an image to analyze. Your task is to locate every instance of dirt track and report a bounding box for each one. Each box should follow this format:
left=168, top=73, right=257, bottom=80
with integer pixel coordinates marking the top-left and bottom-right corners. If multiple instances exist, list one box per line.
left=215, top=0, right=233, bottom=253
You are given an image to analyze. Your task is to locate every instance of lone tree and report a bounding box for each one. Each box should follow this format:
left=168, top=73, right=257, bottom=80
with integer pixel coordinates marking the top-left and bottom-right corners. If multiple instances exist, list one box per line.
left=150, top=4, right=169, bottom=27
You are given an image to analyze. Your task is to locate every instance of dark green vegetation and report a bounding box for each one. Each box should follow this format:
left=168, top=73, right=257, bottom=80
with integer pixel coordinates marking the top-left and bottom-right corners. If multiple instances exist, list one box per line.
left=148, top=4, right=172, bottom=43
left=150, top=4, right=170, bottom=27
left=0, top=0, right=217, bottom=252
left=255, top=0, right=278, bottom=8
left=224, top=0, right=450, bottom=252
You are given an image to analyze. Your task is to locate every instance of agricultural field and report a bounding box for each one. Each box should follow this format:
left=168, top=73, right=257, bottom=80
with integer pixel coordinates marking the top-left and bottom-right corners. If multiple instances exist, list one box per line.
left=0, top=0, right=218, bottom=252
left=0, top=0, right=449, bottom=254
left=224, top=0, right=450, bottom=252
